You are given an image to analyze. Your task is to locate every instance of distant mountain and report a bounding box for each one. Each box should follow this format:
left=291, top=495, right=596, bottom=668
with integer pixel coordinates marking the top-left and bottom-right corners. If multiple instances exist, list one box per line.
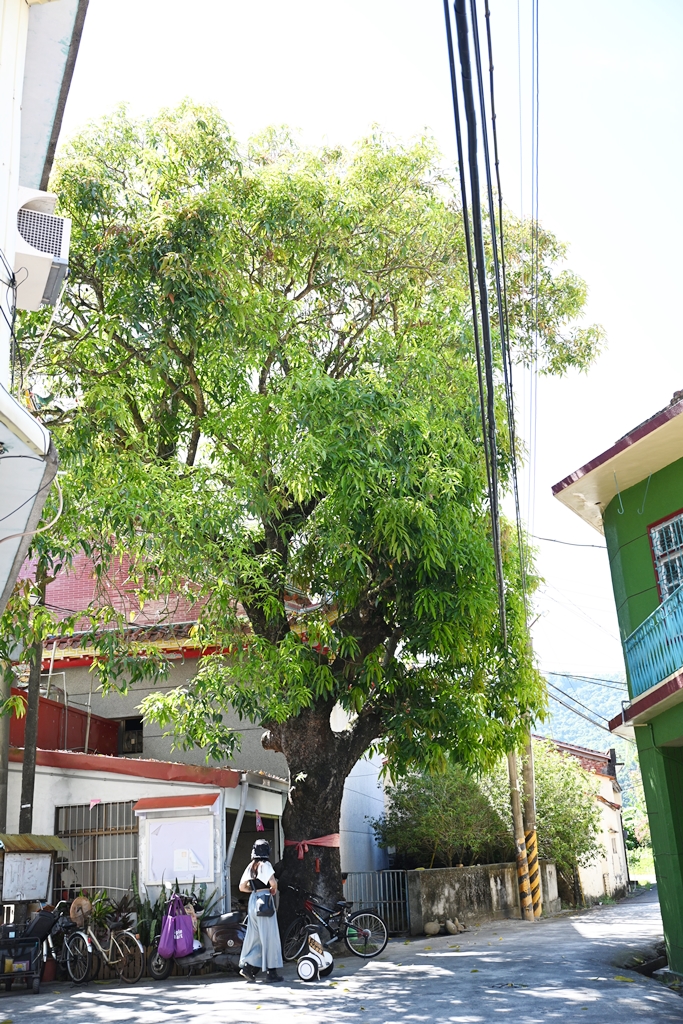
left=538, top=673, right=641, bottom=808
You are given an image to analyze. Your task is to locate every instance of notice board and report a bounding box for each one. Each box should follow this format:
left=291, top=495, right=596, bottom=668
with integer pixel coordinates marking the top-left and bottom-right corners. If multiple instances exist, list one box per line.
left=146, top=816, right=214, bottom=885
left=2, top=852, right=52, bottom=901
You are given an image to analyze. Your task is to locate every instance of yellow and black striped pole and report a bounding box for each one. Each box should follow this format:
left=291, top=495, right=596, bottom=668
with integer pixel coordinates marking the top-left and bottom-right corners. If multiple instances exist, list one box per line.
left=507, top=750, right=534, bottom=922
left=522, top=733, right=543, bottom=918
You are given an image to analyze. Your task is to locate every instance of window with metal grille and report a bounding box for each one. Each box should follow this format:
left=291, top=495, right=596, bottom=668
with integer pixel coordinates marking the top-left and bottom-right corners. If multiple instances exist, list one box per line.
left=650, top=511, right=683, bottom=600
left=17, top=208, right=64, bottom=258
left=53, top=802, right=138, bottom=902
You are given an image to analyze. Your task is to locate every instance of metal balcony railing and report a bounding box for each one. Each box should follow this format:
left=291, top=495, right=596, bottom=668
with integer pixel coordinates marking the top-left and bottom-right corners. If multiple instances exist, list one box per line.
left=623, top=584, right=683, bottom=698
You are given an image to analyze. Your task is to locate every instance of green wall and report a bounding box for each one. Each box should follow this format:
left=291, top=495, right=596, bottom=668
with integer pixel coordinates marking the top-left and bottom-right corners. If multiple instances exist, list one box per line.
left=636, top=724, right=683, bottom=974
left=603, top=458, right=683, bottom=975
left=604, top=457, right=683, bottom=642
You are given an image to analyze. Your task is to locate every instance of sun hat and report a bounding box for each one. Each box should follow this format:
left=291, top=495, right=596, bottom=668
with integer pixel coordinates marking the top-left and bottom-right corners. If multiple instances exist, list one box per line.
left=251, top=839, right=271, bottom=859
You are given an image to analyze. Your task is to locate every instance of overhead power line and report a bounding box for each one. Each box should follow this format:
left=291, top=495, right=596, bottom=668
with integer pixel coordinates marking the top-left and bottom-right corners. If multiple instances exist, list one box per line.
left=532, top=534, right=607, bottom=550
left=545, top=670, right=627, bottom=692
left=546, top=679, right=610, bottom=722
left=547, top=692, right=634, bottom=742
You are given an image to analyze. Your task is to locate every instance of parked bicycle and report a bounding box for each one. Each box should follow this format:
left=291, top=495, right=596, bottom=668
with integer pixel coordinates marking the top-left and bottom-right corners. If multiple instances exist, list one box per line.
left=67, top=913, right=144, bottom=984
left=43, top=900, right=79, bottom=979
left=282, top=885, right=388, bottom=961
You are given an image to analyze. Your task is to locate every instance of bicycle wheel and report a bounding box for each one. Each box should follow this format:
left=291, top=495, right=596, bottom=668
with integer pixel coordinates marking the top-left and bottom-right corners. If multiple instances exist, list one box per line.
left=282, top=916, right=309, bottom=961
left=66, top=932, right=91, bottom=983
left=113, top=931, right=144, bottom=983
left=344, top=912, right=388, bottom=958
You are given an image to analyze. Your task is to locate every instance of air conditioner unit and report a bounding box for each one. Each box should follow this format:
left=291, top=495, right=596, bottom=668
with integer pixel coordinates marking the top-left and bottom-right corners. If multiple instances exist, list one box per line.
left=14, top=187, right=71, bottom=312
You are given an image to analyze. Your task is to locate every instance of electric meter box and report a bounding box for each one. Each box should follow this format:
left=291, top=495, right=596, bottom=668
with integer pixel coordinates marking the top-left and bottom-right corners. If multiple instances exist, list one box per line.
left=14, top=187, right=71, bottom=311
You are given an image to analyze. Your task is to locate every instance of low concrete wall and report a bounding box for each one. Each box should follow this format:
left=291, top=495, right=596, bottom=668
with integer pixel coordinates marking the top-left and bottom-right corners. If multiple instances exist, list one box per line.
left=407, top=859, right=560, bottom=935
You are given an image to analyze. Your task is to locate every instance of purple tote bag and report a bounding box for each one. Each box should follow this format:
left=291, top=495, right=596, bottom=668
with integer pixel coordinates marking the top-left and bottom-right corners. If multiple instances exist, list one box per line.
left=158, top=895, right=194, bottom=959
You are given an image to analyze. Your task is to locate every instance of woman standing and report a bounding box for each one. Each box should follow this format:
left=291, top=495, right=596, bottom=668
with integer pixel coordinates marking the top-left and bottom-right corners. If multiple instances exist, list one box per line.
left=238, top=839, right=284, bottom=983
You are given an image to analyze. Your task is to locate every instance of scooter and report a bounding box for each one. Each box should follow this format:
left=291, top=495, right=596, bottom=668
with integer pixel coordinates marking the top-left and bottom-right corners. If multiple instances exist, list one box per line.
left=147, top=894, right=247, bottom=980
left=297, top=926, right=334, bottom=982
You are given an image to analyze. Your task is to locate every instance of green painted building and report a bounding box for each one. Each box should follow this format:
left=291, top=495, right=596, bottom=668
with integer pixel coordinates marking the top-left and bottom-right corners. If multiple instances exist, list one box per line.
left=554, top=392, right=683, bottom=974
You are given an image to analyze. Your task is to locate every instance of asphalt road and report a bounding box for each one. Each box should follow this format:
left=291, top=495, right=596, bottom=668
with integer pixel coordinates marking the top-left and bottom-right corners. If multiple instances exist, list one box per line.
left=0, top=887, right=680, bottom=1023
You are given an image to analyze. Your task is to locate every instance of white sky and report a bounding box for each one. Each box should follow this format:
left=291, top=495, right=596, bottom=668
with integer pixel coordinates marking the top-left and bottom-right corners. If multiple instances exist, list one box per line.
left=59, top=0, right=683, bottom=687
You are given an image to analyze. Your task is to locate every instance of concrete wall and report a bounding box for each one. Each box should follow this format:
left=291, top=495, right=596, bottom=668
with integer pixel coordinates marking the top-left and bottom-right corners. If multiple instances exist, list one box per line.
left=407, top=861, right=560, bottom=936
left=57, top=662, right=289, bottom=776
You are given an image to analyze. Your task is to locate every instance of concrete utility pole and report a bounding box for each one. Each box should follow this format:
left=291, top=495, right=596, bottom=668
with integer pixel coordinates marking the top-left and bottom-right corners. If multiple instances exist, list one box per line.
left=521, top=733, right=542, bottom=918
left=507, top=750, right=534, bottom=922
left=0, top=666, right=10, bottom=832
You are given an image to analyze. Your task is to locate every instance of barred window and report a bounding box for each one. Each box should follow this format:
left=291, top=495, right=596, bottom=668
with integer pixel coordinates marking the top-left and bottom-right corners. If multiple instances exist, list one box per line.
left=53, top=801, right=138, bottom=902
left=650, top=512, right=683, bottom=600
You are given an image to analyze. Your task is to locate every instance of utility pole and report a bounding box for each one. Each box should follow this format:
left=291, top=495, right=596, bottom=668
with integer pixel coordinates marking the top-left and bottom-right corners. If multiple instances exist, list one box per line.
left=0, top=665, right=10, bottom=832
left=18, top=639, right=42, bottom=834
left=521, top=733, right=542, bottom=917
left=507, top=750, right=534, bottom=922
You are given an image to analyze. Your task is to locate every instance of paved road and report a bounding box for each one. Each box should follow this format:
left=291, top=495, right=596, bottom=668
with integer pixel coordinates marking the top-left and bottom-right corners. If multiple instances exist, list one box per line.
left=1, top=888, right=680, bottom=1023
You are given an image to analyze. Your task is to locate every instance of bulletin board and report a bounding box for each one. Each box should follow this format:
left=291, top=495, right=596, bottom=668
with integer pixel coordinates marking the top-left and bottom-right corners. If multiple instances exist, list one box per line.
left=2, top=852, right=52, bottom=901
left=146, top=816, right=214, bottom=885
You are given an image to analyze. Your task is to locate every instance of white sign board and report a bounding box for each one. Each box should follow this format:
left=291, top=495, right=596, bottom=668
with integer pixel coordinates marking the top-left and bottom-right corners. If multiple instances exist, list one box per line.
left=146, top=816, right=214, bottom=885
left=2, top=852, right=52, bottom=901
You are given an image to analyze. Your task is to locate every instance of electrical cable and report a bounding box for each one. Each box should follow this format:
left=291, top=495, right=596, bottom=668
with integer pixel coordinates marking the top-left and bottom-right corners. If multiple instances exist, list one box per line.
left=480, top=0, right=530, bottom=620
left=547, top=691, right=633, bottom=740
left=532, top=534, right=606, bottom=550
left=25, top=276, right=68, bottom=379
left=451, top=0, right=507, bottom=642
left=0, top=477, right=63, bottom=546
left=545, top=670, right=627, bottom=691
left=546, top=679, right=610, bottom=722
left=443, top=0, right=495, bottom=542
left=0, top=470, right=57, bottom=525
left=543, top=588, right=621, bottom=642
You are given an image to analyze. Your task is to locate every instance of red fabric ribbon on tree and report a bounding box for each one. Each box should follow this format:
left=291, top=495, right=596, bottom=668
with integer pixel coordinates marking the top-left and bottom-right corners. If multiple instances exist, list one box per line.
left=284, top=834, right=341, bottom=859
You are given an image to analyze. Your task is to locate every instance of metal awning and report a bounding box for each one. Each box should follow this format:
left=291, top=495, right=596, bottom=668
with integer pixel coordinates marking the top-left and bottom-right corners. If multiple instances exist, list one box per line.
left=133, top=794, right=220, bottom=814
left=552, top=396, right=683, bottom=534
left=0, top=833, right=66, bottom=853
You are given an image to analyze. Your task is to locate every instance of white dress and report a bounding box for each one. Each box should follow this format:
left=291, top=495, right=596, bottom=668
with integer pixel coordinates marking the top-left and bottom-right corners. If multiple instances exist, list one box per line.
left=239, top=859, right=283, bottom=971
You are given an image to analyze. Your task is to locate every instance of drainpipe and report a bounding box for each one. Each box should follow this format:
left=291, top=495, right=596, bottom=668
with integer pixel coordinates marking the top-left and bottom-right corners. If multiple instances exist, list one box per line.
left=224, top=773, right=249, bottom=912
left=83, top=674, right=93, bottom=753
left=44, top=641, right=56, bottom=700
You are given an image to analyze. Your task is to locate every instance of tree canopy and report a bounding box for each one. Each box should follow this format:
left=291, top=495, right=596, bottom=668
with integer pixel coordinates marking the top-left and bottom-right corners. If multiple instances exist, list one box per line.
left=373, top=740, right=603, bottom=875
left=15, top=103, right=603, bottom=898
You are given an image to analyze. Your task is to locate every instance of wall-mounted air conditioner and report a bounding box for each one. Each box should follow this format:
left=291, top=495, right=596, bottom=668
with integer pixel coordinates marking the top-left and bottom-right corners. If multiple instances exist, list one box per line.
left=14, top=187, right=71, bottom=311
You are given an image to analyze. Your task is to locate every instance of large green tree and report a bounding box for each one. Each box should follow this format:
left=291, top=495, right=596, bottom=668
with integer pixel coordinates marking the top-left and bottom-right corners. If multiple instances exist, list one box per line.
left=17, top=104, right=602, bottom=907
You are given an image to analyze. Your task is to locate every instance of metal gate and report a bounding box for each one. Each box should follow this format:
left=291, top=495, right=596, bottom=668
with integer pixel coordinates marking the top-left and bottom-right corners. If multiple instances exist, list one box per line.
left=53, top=801, right=138, bottom=902
left=343, top=870, right=410, bottom=934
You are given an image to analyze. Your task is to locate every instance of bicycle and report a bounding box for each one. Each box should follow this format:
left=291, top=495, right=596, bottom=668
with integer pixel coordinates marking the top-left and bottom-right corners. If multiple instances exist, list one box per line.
left=282, top=885, right=388, bottom=961
left=43, top=900, right=79, bottom=979
left=67, top=915, right=144, bottom=984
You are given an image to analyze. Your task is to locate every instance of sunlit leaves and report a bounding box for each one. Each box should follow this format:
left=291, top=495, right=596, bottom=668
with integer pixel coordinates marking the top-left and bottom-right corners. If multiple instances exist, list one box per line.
left=12, top=105, right=599, bottom=774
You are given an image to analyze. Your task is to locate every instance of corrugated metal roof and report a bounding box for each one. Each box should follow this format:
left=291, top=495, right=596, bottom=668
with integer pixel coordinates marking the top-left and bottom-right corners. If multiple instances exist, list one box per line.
left=0, top=834, right=67, bottom=853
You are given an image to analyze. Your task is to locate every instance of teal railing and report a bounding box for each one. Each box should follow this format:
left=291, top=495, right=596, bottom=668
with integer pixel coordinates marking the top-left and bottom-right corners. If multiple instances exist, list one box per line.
left=623, top=584, right=683, bottom=698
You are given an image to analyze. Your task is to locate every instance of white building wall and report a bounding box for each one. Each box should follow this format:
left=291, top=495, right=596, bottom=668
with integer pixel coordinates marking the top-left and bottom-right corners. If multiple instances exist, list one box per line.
left=340, top=752, right=388, bottom=873
left=0, top=0, right=30, bottom=384
left=578, top=774, right=629, bottom=900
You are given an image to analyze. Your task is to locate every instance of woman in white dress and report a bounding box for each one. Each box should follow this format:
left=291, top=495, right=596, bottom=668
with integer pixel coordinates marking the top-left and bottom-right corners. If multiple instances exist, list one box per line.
left=238, top=839, right=284, bottom=982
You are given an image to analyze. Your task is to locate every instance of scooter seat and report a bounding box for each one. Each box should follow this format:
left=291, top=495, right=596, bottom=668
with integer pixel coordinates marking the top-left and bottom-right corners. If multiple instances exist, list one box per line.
left=202, top=911, right=242, bottom=927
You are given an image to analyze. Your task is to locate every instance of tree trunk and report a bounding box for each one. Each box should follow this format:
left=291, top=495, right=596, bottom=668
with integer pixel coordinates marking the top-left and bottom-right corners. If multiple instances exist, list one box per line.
left=19, top=641, right=42, bottom=834
left=262, top=698, right=381, bottom=929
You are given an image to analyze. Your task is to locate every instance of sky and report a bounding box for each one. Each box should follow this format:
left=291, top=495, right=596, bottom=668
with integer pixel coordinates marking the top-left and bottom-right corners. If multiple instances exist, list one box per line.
left=58, top=0, right=683, bottom=687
